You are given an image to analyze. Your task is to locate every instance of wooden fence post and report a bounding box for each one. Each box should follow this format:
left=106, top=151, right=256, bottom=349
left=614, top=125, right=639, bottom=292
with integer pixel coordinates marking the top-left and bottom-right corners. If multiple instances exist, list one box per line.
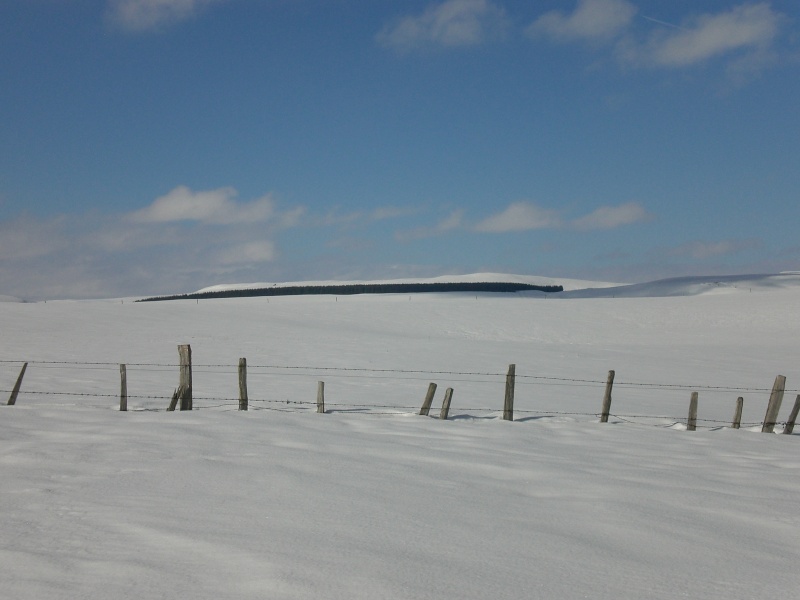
left=419, top=383, right=437, bottom=416
left=317, top=381, right=325, bottom=414
left=600, top=369, right=615, bottom=423
left=687, top=392, right=698, bottom=431
left=178, top=344, right=192, bottom=411
left=503, top=364, right=515, bottom=421
left=167, top=385, right=190, bottom=412
left=731, top=397, right=743, bottom=429
left=783, top=395, right=800, bottom=435
left=119, top=364, right=127, bottom=411
left=440, top=388, right=453, bottom=420
left=238, top=358, right=248, bottom=411
left=762, top=375, right=786, bottom=433
left=7, top=362, right=28, bottom=406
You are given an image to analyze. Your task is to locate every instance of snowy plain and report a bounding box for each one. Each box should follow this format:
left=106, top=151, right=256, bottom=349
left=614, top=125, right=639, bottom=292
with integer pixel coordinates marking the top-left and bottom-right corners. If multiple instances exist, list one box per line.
left=1, top=273, right=799, bottom=599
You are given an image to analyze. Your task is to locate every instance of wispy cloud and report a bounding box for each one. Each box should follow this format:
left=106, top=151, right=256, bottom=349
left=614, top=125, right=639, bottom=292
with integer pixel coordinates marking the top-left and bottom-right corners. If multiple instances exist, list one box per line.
left=526, top=1, right=786, bottom=80
left=667, top=239, right=761, bottom=260
left=619, top=3, right=783, bottom=69
left=571, top=202, right=649, bottom=230
left=474, top=201, right=649, bottom=233
left=320, top=205, right=418, bottom=228
left=214, top=240, right=276, bottom=266
left=474, top=202, right=562, bottom=233
left=376, top=0, right=509, bottom=52
left=526, top=0, right=637, bottom=43
left=396, top=209, right=465, bottom=241
left=129, top=185, right=275, bottom=225
left=370, top=206, right=419, bottom=221
left=107, top=0, right=225, bottom=32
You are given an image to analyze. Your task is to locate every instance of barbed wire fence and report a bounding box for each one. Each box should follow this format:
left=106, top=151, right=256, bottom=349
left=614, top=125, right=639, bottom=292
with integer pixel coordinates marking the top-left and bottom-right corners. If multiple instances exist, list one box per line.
left=2, top=356, right=799, bottom=433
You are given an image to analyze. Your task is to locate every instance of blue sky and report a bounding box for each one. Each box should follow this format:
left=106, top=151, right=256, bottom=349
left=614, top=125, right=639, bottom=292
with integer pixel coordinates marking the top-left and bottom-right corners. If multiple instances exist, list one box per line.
left=1, top=0, right=799, bottom=299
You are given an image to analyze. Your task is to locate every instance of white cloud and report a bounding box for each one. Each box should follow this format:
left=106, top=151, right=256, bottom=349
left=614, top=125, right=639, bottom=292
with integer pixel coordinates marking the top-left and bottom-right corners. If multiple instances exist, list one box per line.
left=377, top=0, right=509, bottom=52
left=129, top=185, right=274, bottom=225
left=571, top=202, right=648, bottom=230
left=475, top=202, right=561, bottom=233
left=0, top=185, right=306, bottom=299
left=107, top=0, right=224, bottom=32
left=620, top=3, right=783, bottom=68
left=527, top=0, right=637, bottom=43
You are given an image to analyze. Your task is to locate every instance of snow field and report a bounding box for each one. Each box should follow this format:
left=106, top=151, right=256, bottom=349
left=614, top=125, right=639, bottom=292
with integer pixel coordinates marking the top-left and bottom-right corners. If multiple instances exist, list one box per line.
left=1, top=277, right=799, bottom=599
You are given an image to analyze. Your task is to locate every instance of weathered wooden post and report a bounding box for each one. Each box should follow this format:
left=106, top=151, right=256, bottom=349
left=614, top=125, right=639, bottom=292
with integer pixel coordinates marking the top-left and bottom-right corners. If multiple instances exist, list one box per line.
left=238, top=358, right=248, bottom=411
left=762, top=375, right=786, bottom=433
left=503, top=364, right=515, bottom=421
left=119, top=364, right=127, bottom=411
left=178, top=344, right=192, bottom=411
left=600, top=369, right=615, bottom=423
left=687, top=392, right=698, bottom=431
left=783, top=395, right=800, bottom=435
left=7, top=362, right=28, bottom=406
left=419, top=383, right=437, bottom=416
left=731, top=397, right=743, bottom=429
left=440, top=388, right=453, bottom=420
left=317, top=381, right=325, bottom=414
left=167, top=385, right=189, bottom=411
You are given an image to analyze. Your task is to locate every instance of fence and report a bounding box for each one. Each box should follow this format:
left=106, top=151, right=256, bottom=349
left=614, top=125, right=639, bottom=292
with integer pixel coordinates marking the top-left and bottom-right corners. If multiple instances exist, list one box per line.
left=3, top=346, right=800, bottom=435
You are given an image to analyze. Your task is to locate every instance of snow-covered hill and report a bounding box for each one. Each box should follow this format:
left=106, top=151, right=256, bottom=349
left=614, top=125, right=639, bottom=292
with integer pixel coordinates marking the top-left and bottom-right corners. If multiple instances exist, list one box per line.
left=559, top=271, right=800, bottom=298
left=194, top=271, right=800, bottom=299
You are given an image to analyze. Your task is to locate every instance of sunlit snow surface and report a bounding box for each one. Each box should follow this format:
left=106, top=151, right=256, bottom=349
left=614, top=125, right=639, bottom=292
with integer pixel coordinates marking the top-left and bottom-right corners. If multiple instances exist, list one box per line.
left=1, top=273, right=799, bottom=599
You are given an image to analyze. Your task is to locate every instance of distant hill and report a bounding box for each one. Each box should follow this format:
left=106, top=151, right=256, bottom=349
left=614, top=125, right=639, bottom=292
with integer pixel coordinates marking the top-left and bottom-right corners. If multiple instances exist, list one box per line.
left=137, top=280, right=564, bottom=302
left=558, top=272, right=800, bottom=298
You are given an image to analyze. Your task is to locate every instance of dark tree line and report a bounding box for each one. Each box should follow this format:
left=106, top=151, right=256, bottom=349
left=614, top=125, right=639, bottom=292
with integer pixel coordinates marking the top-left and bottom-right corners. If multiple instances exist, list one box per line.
left=137, top=281, right=564, bottom=302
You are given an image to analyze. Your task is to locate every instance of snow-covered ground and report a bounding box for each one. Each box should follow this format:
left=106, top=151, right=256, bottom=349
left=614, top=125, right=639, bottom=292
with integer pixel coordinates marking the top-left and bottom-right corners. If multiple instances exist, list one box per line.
left=1, top=274, right=799, bottom=599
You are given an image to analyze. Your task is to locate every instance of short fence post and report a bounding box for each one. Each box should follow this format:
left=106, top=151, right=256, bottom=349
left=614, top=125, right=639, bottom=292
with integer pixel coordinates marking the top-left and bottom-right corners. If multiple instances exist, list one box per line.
left=783, top=395, right=800, bottom=435
left=503, top=364, right=515, bottom=421
left=317, top=381, right=325, bottom=414
left=687, top=392, right=698, bottom=431
left=731, top=397, right=743, bottom=429
left=238, top=358, right=248, bottom=411
left=600, top=369, right=615, bottom=423
left=119, top=364, right=127, bottom=411
left=7, top=362, right=28, bottom=406
left=178, top=344, right=192, bottom=411
left=440, top=388, right=453, bottom=420
left=168, top=385, right=189, bottom=411
left=762, top=375, right=786, bottom=433
left=8, top=363, right=28, bottom=406
left=419, top=383, right=437, bottom=416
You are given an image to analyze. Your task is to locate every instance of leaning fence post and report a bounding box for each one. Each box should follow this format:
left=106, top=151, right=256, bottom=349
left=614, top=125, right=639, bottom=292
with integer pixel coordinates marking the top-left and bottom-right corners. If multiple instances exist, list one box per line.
left=7, top=362, right=28, bottom=406
left=783, top=395, right=800, bottom=435
left=687, top=392, right=698, bottom=431
left=178, top=344, right=192, bottom=411
left=419, top=383, right=437, bottom=416
left=238, top=358, right=248, bottom=411
left=600, top=369, right=615, bottom=423
left=503, top=364, right=515, bottom=421
left=762, top=375, right=786, bottom=433
left=440, top=388, right=453, bottom=420
left=317, top=381, right=325, bottom=414
left=119, top=364, right=127, bottom=411
left=731, top=397, right=743, bottom=429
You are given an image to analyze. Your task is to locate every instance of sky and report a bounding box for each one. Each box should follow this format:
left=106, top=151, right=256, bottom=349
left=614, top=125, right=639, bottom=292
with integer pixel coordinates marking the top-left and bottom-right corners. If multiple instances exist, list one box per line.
left=1, top=0, right=799, bottom=300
